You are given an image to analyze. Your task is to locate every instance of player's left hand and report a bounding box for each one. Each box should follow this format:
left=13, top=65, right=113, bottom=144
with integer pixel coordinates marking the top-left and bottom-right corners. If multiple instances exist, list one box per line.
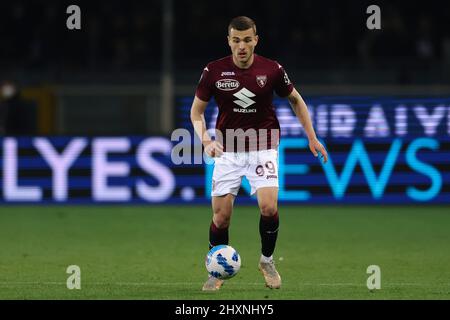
left=309, top=138, right=328, bottom=163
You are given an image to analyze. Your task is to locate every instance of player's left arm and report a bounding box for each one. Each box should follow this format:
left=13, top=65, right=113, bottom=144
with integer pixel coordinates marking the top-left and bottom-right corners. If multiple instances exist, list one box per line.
left=287, top=88, right=328, bottom=163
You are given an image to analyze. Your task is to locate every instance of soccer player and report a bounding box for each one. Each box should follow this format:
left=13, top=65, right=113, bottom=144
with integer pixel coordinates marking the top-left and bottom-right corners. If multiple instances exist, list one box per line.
left=190, top=16, right=328, bottom=291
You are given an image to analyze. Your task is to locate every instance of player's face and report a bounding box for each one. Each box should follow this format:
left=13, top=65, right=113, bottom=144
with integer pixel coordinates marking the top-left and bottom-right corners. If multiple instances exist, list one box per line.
left=228, top=28, right=258, bottom=66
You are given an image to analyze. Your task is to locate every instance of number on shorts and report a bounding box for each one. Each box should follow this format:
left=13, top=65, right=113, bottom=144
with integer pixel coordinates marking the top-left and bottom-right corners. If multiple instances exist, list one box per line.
left=265, top=161, right=276, bottom=174
left=256, top=165, right=264, bottom=176
left=256, top=161, right=276, bottom=176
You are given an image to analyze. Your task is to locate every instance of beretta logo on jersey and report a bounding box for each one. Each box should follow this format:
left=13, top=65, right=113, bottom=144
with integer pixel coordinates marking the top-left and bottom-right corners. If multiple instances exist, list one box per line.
left=256, top=75, right=267, bottom=88
left=215, top=79, right=240, bottom=91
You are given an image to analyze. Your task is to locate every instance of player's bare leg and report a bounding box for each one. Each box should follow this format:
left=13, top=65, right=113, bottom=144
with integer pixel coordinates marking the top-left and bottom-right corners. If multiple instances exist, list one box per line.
left=202, top=193, right=235, bottom=291
left=211, top=193, right=235, bottom=234
left=256, top=187, right=282, bottom=289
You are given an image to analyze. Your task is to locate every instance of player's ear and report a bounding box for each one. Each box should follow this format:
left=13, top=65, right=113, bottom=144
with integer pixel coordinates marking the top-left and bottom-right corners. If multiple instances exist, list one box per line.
left=255, top=35, right=259, bottom=45
left=227, top=35, right=232, bottom=46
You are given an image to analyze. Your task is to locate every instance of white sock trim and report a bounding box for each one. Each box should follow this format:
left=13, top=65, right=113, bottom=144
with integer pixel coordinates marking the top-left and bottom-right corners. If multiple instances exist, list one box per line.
left=260, top=254, right=273, bottom=263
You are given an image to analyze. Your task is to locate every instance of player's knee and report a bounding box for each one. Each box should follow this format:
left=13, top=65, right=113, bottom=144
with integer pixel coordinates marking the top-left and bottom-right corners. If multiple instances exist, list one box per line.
left=260, top=203, right=277, bottom=216
left=213, top=207, right=232, bottom=228
left=213, top=215, right=230, bottom=229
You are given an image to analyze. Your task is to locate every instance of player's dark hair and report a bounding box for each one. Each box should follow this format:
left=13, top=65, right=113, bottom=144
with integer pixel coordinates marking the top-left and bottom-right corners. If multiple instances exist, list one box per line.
left=228, top=16, right=257, bottom=35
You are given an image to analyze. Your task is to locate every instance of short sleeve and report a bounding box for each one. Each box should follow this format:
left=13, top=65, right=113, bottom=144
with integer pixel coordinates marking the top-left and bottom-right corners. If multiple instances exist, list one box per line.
left=195, top=65, right=213, bottom=101
left=274, top=62, right=294, bottom=98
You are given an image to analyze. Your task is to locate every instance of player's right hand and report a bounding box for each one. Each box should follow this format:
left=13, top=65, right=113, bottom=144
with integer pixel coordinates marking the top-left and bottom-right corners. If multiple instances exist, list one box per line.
left=204, top=140, right=224, bottom=158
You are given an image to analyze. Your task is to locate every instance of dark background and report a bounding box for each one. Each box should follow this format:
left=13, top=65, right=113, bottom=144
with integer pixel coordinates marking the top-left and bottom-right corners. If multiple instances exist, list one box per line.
left=1, top=0, right=449, bottom=135
left=1, top=0, right=449, bottom=85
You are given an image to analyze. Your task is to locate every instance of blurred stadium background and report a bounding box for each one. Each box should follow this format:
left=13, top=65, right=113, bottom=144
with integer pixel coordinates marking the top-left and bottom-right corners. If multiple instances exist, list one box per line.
left=0, top=0, right=449, bottom=299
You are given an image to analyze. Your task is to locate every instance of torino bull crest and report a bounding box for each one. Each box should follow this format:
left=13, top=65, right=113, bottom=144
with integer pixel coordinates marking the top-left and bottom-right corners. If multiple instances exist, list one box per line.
left=256, top=75, right=267, bottom=88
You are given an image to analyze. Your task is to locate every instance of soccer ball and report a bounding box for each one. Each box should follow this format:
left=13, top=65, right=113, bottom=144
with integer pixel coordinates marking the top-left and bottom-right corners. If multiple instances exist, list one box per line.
left=205, top=245, right=241, bottom=280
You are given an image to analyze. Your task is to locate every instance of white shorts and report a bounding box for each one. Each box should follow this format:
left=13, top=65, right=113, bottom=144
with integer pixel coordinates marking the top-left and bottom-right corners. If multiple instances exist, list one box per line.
left=211, top=149, right=279, bottom=197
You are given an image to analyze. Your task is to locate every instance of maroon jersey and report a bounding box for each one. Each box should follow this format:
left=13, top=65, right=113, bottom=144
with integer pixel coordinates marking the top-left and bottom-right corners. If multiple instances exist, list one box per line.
left=195, top=54, right=294, bottom=152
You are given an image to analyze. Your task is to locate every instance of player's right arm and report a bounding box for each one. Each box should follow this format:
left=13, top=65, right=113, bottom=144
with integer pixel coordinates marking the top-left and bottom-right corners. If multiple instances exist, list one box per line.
left=190, top=96, right=223, bottom=157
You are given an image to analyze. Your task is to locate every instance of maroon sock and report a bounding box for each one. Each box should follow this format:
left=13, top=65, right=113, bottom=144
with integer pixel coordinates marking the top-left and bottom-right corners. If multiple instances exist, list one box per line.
left=259, top=211, right=279, bottom=257
left=209, top=221, right=229, bottom=249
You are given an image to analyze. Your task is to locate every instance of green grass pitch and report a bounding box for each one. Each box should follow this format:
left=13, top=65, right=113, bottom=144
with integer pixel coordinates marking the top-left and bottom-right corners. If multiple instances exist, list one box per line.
left=0, top=205, right=449, bottom=299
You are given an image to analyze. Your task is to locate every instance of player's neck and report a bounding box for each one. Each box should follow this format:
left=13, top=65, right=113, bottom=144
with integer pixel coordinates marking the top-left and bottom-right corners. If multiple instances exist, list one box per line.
left=232, top=54, right=255, bottom=69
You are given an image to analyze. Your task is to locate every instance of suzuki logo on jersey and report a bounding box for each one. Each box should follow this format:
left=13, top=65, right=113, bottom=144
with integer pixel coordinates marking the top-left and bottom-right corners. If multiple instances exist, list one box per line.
left=216, top=79, right=240, bottom=91
left=256, top=75, right=267, bottom=88
left=233, top=88, right=257, bottom=113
